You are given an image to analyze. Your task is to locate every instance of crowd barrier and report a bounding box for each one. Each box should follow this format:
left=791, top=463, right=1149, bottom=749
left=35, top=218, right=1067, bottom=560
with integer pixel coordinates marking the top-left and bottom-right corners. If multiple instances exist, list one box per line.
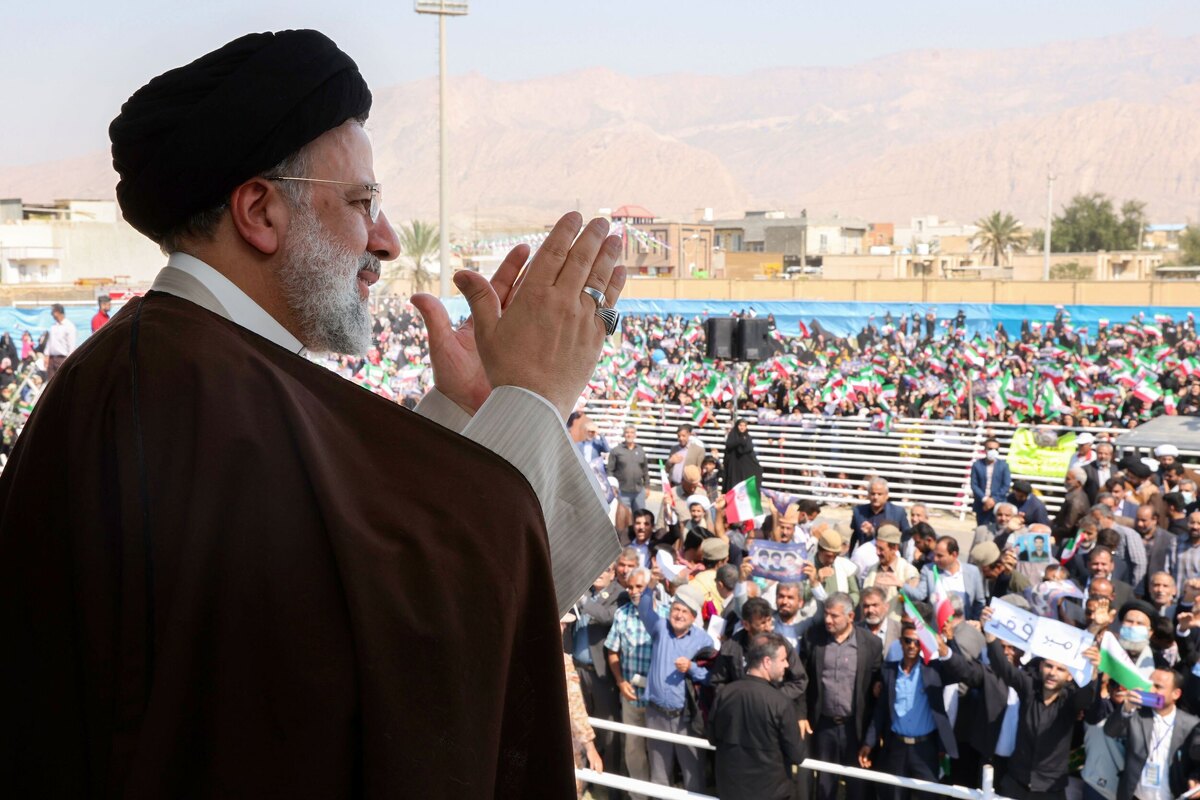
left=577, top=716, right=1009, bottom=800
left=581, top=401, right=1196, bottom=518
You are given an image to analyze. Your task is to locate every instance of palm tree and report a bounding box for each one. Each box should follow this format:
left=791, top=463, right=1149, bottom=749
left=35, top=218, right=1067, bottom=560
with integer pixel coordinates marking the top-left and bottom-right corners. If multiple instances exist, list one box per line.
left=394, top=220, right=439, bottom=294
left=972, top=211, right=1027, bottom=266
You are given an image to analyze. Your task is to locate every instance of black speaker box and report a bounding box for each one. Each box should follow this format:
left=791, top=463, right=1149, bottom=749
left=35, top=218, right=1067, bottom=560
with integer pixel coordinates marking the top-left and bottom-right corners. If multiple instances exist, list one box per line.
left=737, top=318, right=771, bottom=361
left=705, top=317, right=737, bottom=359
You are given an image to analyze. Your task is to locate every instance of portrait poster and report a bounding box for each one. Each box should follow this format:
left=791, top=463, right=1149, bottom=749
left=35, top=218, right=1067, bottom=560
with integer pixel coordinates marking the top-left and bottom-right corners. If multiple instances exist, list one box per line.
left=748, top=540, right=807, bottom=581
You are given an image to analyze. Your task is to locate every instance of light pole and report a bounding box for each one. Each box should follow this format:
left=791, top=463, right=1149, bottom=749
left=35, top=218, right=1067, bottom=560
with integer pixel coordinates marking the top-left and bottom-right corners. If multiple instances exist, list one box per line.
left=415, top=1, right=468, bottom=298
left=1043, top=172, right=1055, bottom=281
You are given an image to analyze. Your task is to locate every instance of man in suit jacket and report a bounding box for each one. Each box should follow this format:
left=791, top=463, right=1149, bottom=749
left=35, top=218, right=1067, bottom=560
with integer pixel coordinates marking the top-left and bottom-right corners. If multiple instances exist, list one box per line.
left=708, top=632, right=807, bottom=800
left=1136, top=504, right=1179, bottom=597
left=1083, top=442, right=1117, bottom=504
left=1052, top=467, right=1093, bottom=541
left=803, top=592, right=884, bottom=800
left=859, top=620, right=964, bottom=798
left=971, top=439, right=1012, bottom=527
left=850, top=478, right=911, bottom=551
left=908, top=536, right=987, bottom=620
left=1098, top=668, right=1200, bottom=800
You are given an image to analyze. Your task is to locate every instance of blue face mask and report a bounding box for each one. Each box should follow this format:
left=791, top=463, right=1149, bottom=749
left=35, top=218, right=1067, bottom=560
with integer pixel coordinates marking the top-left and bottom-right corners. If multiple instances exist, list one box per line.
left=1119, top=624, right=1150, bottom=643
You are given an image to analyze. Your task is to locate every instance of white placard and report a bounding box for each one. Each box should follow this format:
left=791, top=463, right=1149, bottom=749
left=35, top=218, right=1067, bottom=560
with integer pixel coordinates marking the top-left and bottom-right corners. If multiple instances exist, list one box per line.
left=706, top=615, right=727, bottom=643
left=984, top=597, right=1037, bottom=649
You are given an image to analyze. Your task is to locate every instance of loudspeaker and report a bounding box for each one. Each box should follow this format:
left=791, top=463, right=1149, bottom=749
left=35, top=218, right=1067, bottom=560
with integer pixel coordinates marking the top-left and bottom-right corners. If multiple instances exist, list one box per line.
left=705, top=317, right=736, bottom=359
left=737, top=318, right=771, bottom=361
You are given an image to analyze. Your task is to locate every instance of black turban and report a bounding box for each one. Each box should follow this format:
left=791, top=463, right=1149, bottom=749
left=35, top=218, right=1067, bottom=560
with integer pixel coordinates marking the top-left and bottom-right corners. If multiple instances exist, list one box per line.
left=110, top=29, right=371, bottom=242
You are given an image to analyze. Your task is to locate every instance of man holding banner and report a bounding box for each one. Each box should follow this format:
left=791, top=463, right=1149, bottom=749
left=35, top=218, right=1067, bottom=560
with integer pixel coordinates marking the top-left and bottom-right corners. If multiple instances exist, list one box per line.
left=980, top=603, right=1102, bottom=800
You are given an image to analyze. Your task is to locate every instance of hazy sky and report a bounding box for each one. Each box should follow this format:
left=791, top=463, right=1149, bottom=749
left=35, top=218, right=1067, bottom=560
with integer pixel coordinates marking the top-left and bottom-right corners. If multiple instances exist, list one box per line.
left=3, top=0, right=1197, bottom=166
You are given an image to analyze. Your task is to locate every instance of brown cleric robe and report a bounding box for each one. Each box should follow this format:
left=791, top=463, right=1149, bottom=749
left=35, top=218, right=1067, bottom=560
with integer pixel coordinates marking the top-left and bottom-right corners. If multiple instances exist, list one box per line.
left=0, top=292, right=575, bottom=798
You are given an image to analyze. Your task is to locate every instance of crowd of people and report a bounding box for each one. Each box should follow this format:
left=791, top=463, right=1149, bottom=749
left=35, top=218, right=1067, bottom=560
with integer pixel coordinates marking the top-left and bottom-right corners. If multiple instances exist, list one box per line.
left=564, top=417, right=1200, bottom=800
left=302, top=299, right=1200, bottom=433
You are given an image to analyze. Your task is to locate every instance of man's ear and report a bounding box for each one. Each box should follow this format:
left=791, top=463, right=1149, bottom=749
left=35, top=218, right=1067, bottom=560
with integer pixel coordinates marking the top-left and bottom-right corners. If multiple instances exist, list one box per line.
left=229, top=178, right=285, bottom=255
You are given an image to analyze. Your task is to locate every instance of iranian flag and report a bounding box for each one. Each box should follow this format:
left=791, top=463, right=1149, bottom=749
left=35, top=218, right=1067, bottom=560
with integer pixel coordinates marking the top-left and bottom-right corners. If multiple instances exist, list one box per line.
left=901, top=594, right=938, bottom=664
left=659, top=461, right=674, bottom=507
left=1098, top=631, right=1152, bottom=691
left=691, top=402, right=712, bottom=427
left=1132, top=382, right=1162, bottom=404
left=1165, top=393, right=1178, bottom=415
left=1059, top=534, right=1081, bottom=564
left=725, top=476, right=764, bottom=525
left=930, top=565, right=955, bottom=630
left=634, top=376, right=657, bottom=403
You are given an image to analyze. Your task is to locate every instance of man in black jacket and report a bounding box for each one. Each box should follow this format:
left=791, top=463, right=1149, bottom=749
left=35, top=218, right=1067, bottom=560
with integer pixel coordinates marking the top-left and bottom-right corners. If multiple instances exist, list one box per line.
left=803, top=592, right=883, bottom=800
left=708, top=632, right=807, bottom=800
left=979, top=608, right=1101, bottom=800
left=711, top=598, right=808, bottom=717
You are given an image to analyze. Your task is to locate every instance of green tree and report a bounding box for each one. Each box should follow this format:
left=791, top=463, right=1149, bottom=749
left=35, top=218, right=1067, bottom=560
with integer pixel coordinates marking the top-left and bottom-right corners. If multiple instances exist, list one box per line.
left=1049, top=260, right=1094, bottom=279
left=1179, top=224, right=1200, bottom=265
left=1050, top=193, right=1145, bottom=253
left=972, top=211, right=1027, bottom=266
left=394, top=220, right=439, bottom=294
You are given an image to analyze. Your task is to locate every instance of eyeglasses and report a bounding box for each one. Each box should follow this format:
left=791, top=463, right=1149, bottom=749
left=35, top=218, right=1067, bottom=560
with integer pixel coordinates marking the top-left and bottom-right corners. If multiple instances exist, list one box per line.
left=269, top=177, right=382, bottom=223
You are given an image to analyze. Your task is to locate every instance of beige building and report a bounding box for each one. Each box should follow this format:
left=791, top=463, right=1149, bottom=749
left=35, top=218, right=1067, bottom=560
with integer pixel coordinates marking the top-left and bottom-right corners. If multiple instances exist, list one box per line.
left=608, top=205, right=714, bottom=278
left=0, top=199, right=163, bottom=288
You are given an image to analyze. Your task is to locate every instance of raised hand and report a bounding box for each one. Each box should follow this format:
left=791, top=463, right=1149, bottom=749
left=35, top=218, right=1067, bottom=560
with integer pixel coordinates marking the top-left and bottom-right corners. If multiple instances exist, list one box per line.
left=410, top=244, right=530, bottom=414
left=453, top=213, right=626, bottom=419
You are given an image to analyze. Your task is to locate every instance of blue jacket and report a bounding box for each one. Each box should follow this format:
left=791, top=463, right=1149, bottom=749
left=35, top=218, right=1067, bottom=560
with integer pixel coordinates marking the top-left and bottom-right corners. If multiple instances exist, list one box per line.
left=970, top=459, right=1011, bottom=515
left=907, top=562, right=986, bottom=620
left=850, top=501, right=910, bottom=549
left=1008, top=492, right=1051, bottom=528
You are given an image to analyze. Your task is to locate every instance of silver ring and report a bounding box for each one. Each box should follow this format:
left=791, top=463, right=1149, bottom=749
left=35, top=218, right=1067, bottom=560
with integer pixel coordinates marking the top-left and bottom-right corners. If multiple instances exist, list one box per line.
left=596, top=307, right=620, bottom=337
left=581, top=286, right=605, bottom=310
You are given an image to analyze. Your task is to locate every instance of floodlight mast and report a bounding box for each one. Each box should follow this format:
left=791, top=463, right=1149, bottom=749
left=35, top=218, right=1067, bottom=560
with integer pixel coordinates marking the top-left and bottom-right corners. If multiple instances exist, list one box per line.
left=414, top=1, right=468, bottom=298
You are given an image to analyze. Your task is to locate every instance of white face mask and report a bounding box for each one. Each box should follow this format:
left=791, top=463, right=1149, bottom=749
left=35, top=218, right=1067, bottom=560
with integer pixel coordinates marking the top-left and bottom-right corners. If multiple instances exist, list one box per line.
left=985, top=449, right=999, bottom=462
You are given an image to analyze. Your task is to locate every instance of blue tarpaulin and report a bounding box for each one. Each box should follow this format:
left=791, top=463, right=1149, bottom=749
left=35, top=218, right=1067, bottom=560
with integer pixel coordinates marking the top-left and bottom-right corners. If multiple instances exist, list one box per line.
left=0, top=298, right=1184, bottom=347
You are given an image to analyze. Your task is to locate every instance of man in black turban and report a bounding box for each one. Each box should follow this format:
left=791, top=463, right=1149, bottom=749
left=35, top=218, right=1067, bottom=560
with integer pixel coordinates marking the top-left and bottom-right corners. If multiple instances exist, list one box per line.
left=0, top=29, right=627, bottom=799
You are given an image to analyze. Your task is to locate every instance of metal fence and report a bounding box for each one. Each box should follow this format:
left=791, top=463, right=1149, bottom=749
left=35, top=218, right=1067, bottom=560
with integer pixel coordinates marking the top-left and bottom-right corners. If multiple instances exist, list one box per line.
left=577, top=716, right=1008, bottom=800
left=582, top=401, right=1143, bottom=518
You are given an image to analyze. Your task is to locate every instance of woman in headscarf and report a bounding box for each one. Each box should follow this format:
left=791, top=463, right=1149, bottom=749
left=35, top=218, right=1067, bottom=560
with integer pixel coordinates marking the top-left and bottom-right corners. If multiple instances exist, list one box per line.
left=722, top=417, right=762, bottom=492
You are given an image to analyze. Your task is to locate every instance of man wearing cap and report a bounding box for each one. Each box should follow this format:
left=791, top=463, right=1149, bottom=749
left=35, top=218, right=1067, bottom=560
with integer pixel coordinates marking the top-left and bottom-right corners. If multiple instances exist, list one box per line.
left=970, top=541, right=1031, bottom=601
left=693, top=538, right=731, bottom=614
left=0, top=30, right=626, bottom=797
left=637, top=578, right=714, bottom=792
left=44, top=302, right=77, bottom=381
left=971, top=438, right=1012, bottom=527
left=1069, top=432, right=1097, bottom=470
left=1008, top=480, right=1051, bottom=529
left=666, top=463, right=704, bottom=525
left=803, top=526, right=862, bottom=609
left=862, top=523, right=920, bottom=605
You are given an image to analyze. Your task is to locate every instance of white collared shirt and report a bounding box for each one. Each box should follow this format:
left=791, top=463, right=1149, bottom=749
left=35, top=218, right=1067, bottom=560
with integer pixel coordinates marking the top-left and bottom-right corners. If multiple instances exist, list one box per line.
left=1137, top=708, right=1177, bottom=800
left=150, top=252, right=618, bottom=613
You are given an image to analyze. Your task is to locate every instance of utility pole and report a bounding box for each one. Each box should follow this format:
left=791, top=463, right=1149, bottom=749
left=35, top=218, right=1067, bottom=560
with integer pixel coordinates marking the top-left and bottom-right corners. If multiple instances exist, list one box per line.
left=415, top=1, right=468, bottom=298
left=1043, top=172, right=1055, bottom=281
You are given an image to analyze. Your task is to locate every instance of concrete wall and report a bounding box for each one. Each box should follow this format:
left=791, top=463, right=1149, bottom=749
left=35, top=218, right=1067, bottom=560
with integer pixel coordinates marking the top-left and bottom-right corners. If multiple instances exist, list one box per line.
left=618, top=278, right=1200, bottom=306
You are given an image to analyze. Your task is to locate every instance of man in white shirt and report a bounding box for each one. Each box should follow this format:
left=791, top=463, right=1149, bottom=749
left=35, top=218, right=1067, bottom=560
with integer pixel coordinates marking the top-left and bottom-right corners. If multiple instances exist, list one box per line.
left=44, top=302, right=77, bottom=381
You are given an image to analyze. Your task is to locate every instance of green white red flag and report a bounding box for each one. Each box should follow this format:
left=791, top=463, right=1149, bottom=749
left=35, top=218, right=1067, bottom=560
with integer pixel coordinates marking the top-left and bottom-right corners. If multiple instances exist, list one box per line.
left=725, top=476, right=764, bottom=525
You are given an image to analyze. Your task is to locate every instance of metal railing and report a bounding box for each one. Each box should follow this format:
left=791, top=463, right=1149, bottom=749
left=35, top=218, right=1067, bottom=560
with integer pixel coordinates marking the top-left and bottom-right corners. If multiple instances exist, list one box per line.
left=582, top=400, right=1177, bottom=518
left=577, top=716, right=1008, bottom=800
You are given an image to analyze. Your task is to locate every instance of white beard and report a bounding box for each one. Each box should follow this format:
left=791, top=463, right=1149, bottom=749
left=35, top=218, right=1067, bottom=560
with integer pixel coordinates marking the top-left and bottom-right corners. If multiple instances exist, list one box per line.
left=277, top=203, right=377, bottom=355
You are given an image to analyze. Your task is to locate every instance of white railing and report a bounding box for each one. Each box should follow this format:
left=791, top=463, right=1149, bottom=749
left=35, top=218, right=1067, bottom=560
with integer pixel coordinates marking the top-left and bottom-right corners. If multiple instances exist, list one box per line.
left=583, top=400, right=1177, bottom=518
left=577, top=716, right=1009, bottom=800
